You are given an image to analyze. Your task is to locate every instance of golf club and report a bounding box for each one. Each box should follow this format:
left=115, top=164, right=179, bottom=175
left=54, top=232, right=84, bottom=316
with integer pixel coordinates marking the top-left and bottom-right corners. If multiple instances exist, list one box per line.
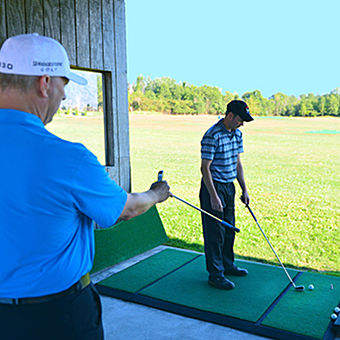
left=245, top=204, right=305, bottom=292
left=158, top=170, right=164, bottom=182
left=157, top=171, right=240, bottom=233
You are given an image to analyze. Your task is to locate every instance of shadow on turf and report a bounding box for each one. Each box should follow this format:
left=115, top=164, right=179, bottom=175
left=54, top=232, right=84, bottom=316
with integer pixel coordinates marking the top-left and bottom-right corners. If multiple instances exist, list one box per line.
left=166, top=238, right=340, bottom=277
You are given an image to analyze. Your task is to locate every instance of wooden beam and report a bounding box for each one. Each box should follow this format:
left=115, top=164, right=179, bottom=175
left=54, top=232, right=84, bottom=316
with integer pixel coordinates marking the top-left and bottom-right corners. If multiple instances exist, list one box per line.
left=103, top=71, right=115, bottom=167
left=113, top=0, right=130, bottom=190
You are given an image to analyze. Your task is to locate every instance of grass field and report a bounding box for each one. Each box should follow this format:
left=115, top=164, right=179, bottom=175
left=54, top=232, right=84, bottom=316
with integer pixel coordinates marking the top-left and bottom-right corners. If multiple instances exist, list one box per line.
left=48, top=114, right=340, bottom=275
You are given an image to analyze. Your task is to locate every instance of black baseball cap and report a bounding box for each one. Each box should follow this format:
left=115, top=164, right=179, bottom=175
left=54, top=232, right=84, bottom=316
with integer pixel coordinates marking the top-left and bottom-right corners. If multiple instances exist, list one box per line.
left=226, top=100, right=253, bottom=122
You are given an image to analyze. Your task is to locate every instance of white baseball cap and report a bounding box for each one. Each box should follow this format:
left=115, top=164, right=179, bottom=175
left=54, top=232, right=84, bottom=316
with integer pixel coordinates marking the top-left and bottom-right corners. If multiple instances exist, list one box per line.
left=0, top=33, right=87, bottom=85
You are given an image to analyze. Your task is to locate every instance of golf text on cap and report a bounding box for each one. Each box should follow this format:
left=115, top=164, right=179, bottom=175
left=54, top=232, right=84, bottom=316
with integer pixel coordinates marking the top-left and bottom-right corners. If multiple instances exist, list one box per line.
left=0, top=33, right=87, bottom=85
left=32, top=61, right=63, bottom=73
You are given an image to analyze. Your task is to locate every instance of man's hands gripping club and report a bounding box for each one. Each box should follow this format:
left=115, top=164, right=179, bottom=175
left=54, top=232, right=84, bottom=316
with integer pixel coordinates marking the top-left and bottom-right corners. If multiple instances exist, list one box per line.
left=118, top=174, right=170, bottom=221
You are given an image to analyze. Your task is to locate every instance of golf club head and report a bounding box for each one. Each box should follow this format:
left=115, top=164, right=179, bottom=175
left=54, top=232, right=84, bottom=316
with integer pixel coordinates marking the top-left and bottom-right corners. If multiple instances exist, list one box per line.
left=294, top=285, right=305, bottom=292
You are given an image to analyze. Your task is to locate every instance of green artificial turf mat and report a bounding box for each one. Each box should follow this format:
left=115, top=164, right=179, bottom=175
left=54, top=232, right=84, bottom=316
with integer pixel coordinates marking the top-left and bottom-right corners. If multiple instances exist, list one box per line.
left=91, top=206, right=168, bottom=274
left=98, top=248, right=199, bottom=293
left=262, top=271, right=340, bottom=339
left=140, top=256, right=298, bottom=322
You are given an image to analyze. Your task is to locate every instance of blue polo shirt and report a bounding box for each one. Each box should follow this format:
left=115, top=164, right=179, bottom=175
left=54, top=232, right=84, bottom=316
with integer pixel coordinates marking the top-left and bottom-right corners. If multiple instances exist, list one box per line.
left=0, top=109, right=127, bottom=298
left=201, top=119, right=244, bottom=183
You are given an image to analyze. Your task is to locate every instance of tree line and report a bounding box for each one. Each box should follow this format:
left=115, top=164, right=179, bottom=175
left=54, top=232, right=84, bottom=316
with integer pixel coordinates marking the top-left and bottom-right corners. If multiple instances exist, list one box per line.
left=128, top=75, right=340, bottom=117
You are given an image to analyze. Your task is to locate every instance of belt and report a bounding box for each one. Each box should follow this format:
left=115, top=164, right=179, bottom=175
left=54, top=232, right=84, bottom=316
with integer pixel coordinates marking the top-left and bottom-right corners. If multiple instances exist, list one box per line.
left=0, top=273, right=91, bottom=305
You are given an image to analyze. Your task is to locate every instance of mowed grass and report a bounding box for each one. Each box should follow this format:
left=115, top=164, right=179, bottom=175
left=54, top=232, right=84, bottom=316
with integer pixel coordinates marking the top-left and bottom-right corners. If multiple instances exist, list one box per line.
left=48, top=114, right=340, bottom=275
left=48, top=115, right=106, bottom=165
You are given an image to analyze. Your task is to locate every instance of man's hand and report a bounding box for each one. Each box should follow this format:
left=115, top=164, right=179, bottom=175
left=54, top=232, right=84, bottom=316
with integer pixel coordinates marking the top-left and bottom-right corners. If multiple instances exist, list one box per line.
left=240, top=190, right=250, bottom=206
left=210, top=194, right=223, bottom=212
left=119, top=181, right=170, bottom=221
left=150, top=181, right=171, bottom=203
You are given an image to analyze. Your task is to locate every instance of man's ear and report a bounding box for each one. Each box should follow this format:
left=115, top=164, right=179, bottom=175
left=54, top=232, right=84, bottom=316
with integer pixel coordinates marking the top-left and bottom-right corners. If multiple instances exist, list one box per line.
left=225, top=111, right=233, bottom=121
left=38, top=75, right=51, bottom=98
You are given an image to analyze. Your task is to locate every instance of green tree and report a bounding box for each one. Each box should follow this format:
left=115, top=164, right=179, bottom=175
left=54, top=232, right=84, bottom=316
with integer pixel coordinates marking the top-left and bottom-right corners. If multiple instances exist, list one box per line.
left=318, top=96, right=326, bottom=116
left=285, top=95, right=299, bottom=116
left=135, top=75, right=146, bottom=93
left=269, top=92, right=289, bottom=116
left=325, top=94, right=339, bottom=116
left=242, top=90, right=265, bottom=116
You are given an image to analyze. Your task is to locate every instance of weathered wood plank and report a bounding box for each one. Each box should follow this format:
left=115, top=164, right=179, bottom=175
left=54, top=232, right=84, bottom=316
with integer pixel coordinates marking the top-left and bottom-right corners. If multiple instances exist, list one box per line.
left=103, top=71, right=115, bottom=166
left=105, top=166, right=119, bottom=183
left=89, top=0, right=103, bottom=70
left=26, top=0, right=43, bottom=34
left=102, top=0, right=117, bottom=170
left=0, top=0, right=7, bottom=45
left=75, top=0, right=90, bottom=67
left=113, top=0, right=130, bottom=191
left=102, top=0, right=114, bottom=70
left=60, top=0, right=76, bottom=65
left=6, top=0, right=25, bottom=36
left=43, top=0, right=61, bottom=41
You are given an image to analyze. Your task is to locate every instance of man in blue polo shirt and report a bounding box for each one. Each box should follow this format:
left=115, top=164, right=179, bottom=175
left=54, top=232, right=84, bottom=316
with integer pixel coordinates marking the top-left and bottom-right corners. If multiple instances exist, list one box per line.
left=200, top=100, right=253, bottom=290
left=0, top=33, right=170, bottom=340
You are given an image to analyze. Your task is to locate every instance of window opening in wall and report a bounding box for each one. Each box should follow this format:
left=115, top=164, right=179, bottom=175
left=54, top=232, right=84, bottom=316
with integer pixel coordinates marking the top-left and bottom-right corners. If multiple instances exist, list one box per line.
left=47, top=69, right=105, bottom=165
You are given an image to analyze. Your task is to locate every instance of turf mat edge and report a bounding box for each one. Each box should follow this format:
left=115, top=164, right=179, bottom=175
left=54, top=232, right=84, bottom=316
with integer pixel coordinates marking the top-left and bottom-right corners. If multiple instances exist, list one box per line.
left=97, top=285, right=322, bottom=340
left=97, top=248, right=200, bottom=293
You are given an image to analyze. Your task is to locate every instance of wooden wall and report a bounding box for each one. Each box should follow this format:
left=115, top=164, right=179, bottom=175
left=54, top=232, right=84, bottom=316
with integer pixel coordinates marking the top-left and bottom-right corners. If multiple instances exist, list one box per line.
left=0, top=0, right=130, bottom=191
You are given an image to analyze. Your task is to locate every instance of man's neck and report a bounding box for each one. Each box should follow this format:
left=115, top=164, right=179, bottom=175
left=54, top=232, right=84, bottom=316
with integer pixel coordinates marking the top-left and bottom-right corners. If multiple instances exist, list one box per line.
left=222, top=116, right=232, bottom=131
left=0, top=89, right=46, bottom=123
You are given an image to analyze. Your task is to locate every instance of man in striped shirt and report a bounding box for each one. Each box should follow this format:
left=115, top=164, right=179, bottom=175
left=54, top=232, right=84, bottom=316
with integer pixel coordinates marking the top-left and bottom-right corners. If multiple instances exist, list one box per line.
left=200, top=100, right=253, bottom=290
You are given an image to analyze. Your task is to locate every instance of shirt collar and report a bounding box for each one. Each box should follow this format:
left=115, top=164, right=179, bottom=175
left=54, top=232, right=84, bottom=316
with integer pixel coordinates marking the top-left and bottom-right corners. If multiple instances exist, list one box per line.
left=217, top=118, right=236, bottom=138
left=0, top=109, right=45, bottom=128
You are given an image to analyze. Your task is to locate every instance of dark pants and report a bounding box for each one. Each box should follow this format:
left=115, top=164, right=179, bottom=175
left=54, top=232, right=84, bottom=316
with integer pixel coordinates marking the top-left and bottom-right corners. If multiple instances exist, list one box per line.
left=0, top=283, right=103, bottom=340
left=199, top=179, right=236, bottom=279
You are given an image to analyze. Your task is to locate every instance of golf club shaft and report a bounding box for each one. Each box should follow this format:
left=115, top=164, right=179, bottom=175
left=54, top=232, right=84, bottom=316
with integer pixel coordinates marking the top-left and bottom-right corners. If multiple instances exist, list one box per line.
left=157, top=170, right=239, bottom=233
left=172, top=194, right=240, bottom=233
left=246, top=205, right=297, bottom=288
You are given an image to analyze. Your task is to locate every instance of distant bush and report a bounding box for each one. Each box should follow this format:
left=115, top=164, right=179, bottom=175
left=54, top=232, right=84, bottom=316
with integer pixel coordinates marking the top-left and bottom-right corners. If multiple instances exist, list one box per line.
left=128, top=76, right=340, bottom=117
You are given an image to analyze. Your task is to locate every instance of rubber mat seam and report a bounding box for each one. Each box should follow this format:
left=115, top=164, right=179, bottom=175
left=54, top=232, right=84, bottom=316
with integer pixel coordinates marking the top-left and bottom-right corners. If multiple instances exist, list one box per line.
left=255, top=271, right=303, bottom=325
left=135, top=254, right=202, bottom=294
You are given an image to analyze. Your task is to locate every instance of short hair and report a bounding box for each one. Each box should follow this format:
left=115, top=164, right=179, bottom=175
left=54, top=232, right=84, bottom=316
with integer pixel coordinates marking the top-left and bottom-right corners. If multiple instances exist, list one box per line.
left=0, top=73, right=39, bottom=92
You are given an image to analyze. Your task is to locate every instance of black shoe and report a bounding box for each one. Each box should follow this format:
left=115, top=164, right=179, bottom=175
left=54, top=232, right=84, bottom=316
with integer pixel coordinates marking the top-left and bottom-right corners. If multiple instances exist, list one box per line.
left=224, top=266, right=248, bottom=277
left=208, top=277, right=235, bottom=290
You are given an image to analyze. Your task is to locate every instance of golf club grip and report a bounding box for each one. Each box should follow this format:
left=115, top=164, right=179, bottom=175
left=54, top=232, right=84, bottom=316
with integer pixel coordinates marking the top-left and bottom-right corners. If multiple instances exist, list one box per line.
left=158, top=170, right=164, bottom=182
left=221, top=220, right=240, bottom=233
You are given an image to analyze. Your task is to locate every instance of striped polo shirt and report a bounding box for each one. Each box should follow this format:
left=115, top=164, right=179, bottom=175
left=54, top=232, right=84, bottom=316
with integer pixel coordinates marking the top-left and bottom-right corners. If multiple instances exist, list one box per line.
left=201, top=119, right=244, bottom=183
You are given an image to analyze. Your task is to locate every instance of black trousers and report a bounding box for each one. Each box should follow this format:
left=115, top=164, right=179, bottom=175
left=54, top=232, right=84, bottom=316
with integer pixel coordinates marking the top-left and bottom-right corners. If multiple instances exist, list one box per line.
left=199, top=179, right=236, bottom=279
left=0, top=283, right=103, bottom=340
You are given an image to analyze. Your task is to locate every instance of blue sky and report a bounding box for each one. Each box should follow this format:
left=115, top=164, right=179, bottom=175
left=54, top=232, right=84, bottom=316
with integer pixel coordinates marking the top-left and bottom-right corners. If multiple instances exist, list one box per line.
left=126, top=0, right=340, bottom=98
